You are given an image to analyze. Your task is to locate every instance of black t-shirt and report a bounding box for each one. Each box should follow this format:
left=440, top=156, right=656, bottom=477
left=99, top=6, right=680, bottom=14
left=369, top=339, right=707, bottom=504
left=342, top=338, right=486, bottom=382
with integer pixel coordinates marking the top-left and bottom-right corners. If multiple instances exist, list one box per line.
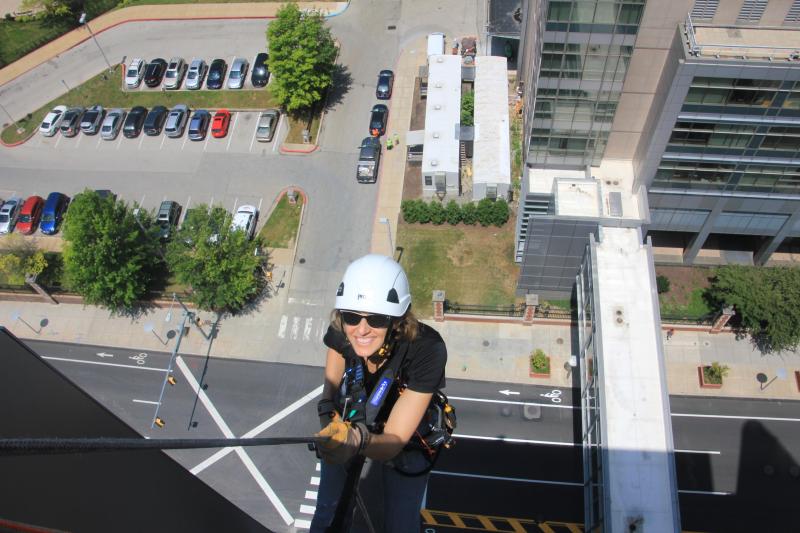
left=323, top=321, right=447, bottom=395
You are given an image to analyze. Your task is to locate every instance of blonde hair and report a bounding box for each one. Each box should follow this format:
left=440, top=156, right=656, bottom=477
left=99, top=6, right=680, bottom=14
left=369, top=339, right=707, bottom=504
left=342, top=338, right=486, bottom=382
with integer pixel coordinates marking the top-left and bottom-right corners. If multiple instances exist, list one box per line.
left=329, top=308, right=419, bottom=343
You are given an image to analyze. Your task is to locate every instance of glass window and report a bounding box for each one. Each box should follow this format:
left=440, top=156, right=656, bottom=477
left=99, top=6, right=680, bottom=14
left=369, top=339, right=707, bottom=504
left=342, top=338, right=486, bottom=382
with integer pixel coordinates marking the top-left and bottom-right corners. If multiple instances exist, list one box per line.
left=618, top=3, right=643, bottom=24
left=547, top=1, right=572, bottom=21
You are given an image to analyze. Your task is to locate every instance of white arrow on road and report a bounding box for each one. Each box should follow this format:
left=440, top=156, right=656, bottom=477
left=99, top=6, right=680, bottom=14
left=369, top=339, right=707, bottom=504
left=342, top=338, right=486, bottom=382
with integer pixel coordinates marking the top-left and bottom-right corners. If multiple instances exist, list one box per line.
left=96, top=352, right=114, bottom=358
left=499, top=389, right=520, bottom=396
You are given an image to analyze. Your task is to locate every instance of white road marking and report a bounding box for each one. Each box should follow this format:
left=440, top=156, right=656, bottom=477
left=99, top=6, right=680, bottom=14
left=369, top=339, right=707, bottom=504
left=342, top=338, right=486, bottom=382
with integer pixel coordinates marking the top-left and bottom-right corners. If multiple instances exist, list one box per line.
left=203, top=129, right=211, bottom=150
left=310, top=477, right=320, bottom=486
left=305, top=490, right=317, bottom=500
left=303, top=318, right=312, bottom=341
left=272, top=114, right=282, bottom=152
left=139, top=194, right=146, bottom=208
left=95, top=136, right=102, bottom=150
left=75, top=134, right=83, bottom=148
left=678, top=489, right=732, bottom=496
left=249, top=117, right=259, bottom=151
left=294, top=519, right=311, bottom=529
left=176, top=356, right=293, bottom=525
left=181, top=133, right=188, bottom=151
left=299, top=504, right=315, bottom=515
left=138, top=134, right=145, bottom=149
left=448, top=395, right=576, bottom=410
left=316, top=462, right=321, bottom=471
left=159, top=134, right=166, bottom=150
left=676, top=449, right=721, bottom=455
left=431, top=470, right=582, bottom=487
left=291, top=317, right=300, bottom=340
left=191, top=385, right=322, bottom=474
left=257, top=196, right=263, bottom=212
left=42, top=355, right=168, bottom=372
left=226, top=112, right=238, bottom=151
left=132, top=399, right=160, bottom=405
left=54, top=135, right=62, bottom=148
left=115, top=133, right=123, bottom=150
left=455, top=433, right=576, bottom=446
left=96, top=352, right=113, bottom=358
left=278, top=315, right=288, bottom=338
left=672, top=413, right=800, bottom=423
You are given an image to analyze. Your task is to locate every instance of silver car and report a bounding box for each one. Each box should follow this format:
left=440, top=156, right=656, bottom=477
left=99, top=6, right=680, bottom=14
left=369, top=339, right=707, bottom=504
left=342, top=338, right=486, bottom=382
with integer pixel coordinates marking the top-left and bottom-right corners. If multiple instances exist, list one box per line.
left=256, top=109, right=280, bottom=142
left=230, top=205, right=258, bottom=240
left=185, top=58, right=207, bottom=90
left=0, top=197, right=22, bottom=234
left=164, top=57, right=186, bottom=89
left=100, top=108, right=126, bottom=140
left=164, top=104, right=189, bottom=137
left=227, top=57, right=249, bottom=89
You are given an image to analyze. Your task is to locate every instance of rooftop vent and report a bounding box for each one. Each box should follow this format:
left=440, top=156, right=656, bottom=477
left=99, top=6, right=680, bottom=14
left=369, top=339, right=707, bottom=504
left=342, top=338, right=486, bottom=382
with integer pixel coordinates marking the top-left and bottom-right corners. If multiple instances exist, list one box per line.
left=435, top=82, right=443, bottom=88
left=436, top=56, right=444, bottom=63
left=434, top=104, right=442, bottom=110
left=432, top=132, right=440, bottom=138
left=431, top=159, right=439, bottom=166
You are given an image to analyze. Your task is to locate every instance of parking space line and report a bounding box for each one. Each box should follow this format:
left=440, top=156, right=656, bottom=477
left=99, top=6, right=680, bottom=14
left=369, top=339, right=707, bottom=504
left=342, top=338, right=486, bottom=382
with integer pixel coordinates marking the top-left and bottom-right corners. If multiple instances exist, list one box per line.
left=209, top=195, right=215, bottom=208
left=204, top=130, right=211, bottom=151
left=95, top=136, right=102, bottom=150
left=273, top=114, right=283, bottom=152
left=75, top=135, right=83, bottom=149
left=249, top=119, right=258, bottom=152
left=159, top=134, right=166, bottom=150
left=257, top=197, right=263, bottom=213
left=116, top=134, right=123, bottom=150
left=181, top=134, right=188, bottom=151
left=226, top=113, right=238, bottom=151
left=232, top=197, right=239, bottom=214
left=139, top=194, right=146, bottom=208
left=180, top=196, right=191, bottom=225
left=54, top=135, right=62, bottom=149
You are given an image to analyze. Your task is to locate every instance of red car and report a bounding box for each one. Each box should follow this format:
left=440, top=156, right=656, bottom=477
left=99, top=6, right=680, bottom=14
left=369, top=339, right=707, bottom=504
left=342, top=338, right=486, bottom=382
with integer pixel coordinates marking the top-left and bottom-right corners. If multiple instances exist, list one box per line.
left=211, top=109, right=231, bottom=138
left=16, top=195, right=44, bottom=235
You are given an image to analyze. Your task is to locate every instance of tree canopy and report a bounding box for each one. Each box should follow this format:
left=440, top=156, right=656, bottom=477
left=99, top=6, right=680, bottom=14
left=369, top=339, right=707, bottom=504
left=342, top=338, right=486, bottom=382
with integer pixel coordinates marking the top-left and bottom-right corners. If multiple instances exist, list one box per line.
left=166, top=205, right=264, bottom=313
left=708, top=265, right=800, bottom=352
left=267, top=2, right=337, bottom=112
left=62, top=190, right=161, bottom=310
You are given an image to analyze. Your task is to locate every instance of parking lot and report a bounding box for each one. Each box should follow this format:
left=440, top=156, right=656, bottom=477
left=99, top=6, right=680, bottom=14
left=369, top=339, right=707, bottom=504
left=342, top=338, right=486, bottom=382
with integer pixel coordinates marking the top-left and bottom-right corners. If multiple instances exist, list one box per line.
left=29, top=111, right=284, bottom=155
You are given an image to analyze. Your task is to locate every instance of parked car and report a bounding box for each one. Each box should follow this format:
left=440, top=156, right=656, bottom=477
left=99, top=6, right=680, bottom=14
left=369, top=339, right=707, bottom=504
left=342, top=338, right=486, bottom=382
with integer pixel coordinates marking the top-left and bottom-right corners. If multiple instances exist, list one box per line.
left=143, top=105, right=168, bottom=136
left=0, top=197, right=22, bottom=234
left=376, top=70, right=394, bottom=99
left=15, top=196, right=44, bottom=235
left=80, top=105, right=105, bottom=135
left=125, top=58, right=146, bottom=88
left=144, top=58, right=167, bottom=87
left=164, top=57, right=186, bottom=89
left=164, top=104, right=190, bottom=138
left=207, top=59, right=227, bottom=90
left=188, top=110, right=210, bottom=141
left=39, top=105, right=67, bottom=137
left=369, top=104, right=388, bottom=137
left=40, top=192, right=70, bottom=235
left=185, top=58, right=207, bottom=90
left=123, top=106, right=147, bottom=138
left=227, top=57, right=249, bottom=89
left=230, top=205, right=258, bottom=240
left=156, top=200, right=182, bottom=241
left=100, top=108, right=126, bottom=140
left=211, top=109, right=231, bottom=138
left=256, top=109, right=280, bottom=142
left=59, top=107, right=84, bottom=137
left=251, top=52, right=269, bottom=87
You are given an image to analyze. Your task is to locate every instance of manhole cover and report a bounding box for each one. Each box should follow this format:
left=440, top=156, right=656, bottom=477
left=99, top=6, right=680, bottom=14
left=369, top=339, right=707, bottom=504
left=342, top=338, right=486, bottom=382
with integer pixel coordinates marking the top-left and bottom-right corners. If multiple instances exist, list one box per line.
left=299, top=258, right=306, bottom=264
left=482, top=340, right=489, bottom=347
left=556, top=338, right=563, bottom=345
left=387, top=25, right=396, bottom=30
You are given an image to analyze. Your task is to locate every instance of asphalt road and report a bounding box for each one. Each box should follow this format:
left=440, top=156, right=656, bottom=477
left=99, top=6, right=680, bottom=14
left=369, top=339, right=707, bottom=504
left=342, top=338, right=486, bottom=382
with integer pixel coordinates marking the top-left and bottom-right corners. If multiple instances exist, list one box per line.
left=23, top=338, right=800, bottom=532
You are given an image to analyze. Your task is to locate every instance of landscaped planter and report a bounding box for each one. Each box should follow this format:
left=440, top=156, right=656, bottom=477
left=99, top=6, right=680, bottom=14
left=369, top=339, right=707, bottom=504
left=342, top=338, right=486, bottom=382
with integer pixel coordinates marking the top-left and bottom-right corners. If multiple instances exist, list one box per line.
left=530, top=350, right=551, bottom=378
left=698, top=366, right=722, bottom=389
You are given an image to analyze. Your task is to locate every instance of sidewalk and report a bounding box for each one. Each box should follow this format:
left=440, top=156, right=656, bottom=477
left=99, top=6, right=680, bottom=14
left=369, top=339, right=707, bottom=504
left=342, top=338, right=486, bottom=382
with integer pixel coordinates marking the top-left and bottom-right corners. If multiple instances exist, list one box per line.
left=0, top=2, right=348, bottom=88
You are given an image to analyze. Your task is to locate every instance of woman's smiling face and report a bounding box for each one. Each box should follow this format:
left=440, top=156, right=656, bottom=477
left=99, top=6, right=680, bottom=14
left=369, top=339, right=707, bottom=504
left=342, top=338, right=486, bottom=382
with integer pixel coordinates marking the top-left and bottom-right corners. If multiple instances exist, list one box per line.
left=342, top=313, right=388, bottom=358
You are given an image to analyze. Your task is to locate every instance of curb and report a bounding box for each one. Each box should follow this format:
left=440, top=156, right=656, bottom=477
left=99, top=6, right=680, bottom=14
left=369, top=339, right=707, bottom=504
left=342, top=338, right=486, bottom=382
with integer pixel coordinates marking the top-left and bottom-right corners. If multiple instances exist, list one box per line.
left=279, top=144, right=319, bottom=154
left=0, top=129, right=37, bottom=148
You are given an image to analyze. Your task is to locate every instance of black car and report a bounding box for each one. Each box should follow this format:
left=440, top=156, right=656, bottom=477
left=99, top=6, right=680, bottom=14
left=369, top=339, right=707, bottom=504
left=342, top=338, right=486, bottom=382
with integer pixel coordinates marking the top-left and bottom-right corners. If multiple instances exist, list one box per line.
left=123, top=106, right=147, bottom=138
left=369, top=104, right=388, bottom=137
left=376, top=70, right=394, bottom=99
left=143, top=105, right=168, bottom=136
left=207, top=59, right=227, bottom=90
left=144, top=58, right=167, bottom=88
left=188, top=110, right=210, bottom=141
left=59, top=107, right=84, bottom=137
left=251, top=53, right=270, bottom=87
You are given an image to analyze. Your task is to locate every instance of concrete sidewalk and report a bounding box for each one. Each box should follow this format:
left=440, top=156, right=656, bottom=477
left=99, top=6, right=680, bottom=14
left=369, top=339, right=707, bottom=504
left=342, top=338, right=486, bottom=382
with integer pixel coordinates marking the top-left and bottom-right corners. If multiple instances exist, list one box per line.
left=0, top=2, right=348, bottom=88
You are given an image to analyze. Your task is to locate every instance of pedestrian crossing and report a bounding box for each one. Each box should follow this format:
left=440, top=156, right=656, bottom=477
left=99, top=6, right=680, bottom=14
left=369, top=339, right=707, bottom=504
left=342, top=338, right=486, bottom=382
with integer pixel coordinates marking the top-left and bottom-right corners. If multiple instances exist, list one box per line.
left=294, top=461, right=321, bottom=530
left=277, top=315, right=328, bottom=342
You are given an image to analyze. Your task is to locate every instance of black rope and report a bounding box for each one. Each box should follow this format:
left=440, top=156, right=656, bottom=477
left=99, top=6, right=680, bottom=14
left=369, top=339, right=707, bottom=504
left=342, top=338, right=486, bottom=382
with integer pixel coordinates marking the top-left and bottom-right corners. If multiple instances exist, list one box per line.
left=0, top=436, right=315, bottom=455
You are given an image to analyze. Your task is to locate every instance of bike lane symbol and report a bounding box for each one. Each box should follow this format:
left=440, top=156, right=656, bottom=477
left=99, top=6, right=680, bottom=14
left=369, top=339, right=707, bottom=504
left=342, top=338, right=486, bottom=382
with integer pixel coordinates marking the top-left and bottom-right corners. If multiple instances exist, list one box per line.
left=129, top=353, right=148, bottom=365
left=540, top=389, right=562, bottom=404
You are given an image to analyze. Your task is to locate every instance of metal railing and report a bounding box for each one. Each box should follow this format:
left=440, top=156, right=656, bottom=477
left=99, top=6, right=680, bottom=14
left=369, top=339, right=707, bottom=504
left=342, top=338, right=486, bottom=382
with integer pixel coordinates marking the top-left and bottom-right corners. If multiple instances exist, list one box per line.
left=444, top=300, right=525, bottom=317
left=685, top=13, right=800, bottom=59
left=660, top=312, right=715, bottom=326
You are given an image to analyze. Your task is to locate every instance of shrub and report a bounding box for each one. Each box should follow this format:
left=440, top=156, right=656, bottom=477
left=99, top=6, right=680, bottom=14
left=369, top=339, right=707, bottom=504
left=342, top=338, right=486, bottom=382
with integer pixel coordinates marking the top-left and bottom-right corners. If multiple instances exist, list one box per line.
left=460, top=91, right=474, bottom=127
left=429, top=200, right=446, bottom=225
left=703, top=362, right=729, bottom=385
left=491, top=198, right=510, bottom=226
left=401, top=200, right=417, bottom=223
left=656, top=275, right=671, bottom=294
left=445, top=200, right=461, bottom=225
left=415, top=199, right=431, bottom=224
left=461, top=202, right=478, bottom=225
left=530, top=349, right=550, bottom=374
left=476, top=198, right=494, bottom=226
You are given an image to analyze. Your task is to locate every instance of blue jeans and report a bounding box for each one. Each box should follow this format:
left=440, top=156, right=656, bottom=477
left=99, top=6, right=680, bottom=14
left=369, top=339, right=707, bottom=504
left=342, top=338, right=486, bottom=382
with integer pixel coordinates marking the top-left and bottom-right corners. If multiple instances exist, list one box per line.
left=310, top=450, right=430, bottom=533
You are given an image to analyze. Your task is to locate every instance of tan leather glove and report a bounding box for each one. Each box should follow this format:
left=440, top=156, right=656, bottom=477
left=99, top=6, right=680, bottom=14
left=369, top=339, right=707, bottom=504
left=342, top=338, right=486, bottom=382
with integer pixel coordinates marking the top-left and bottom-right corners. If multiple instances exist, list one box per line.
left=314, top=414, right=371, bottom=465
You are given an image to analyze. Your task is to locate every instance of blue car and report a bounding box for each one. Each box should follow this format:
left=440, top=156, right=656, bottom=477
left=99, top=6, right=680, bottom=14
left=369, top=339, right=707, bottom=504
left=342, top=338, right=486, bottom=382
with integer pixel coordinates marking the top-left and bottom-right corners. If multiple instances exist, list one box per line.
left=40, top=192, right=69, bottom=235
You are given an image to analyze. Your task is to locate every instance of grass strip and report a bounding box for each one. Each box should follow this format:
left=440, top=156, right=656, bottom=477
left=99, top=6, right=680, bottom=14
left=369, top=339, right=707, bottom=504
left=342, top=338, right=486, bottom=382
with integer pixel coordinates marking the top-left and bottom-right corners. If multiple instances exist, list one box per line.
left=257, top=195, right=303, bottom=248
left=2, top=64, right=278, bottom=144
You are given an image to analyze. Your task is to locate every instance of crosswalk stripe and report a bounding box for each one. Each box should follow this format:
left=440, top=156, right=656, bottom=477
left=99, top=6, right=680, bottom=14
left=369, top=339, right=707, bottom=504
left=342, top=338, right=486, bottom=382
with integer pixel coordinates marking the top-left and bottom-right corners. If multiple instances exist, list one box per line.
left=294, top=518, right=311, bottom=529
left=310, top=476, right=320, bottom=486
left=292, top=317, right=300, bottom=339
left=278, top=315, right=287, bottom=339
left=303, top=318, right=313, bottom=341
left=305, top=490, right=318, bottom=500
left=300, top=504, right=316, bottom=515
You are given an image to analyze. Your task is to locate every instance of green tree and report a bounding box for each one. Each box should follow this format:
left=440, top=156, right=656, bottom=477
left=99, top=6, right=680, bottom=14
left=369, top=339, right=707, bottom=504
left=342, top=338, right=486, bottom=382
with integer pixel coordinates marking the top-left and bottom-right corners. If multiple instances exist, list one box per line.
left=656, top=275, right=671, bottom=294
left=267, top=3, right=337, bottom=113
left=63, top=190, right=160, bottom=310
left=0, top=234, right=48, bottom=284
left=708, top=265, right=800, bottom=351
left=167, top=205, right=264, bottom=313
left=429, top=200, right=446, bottom=225
left=460, top=91, right=474, bottom=127
left=490, top=198, right=510, bottom=226
left=444, top=200, right=461, bottom=225
left=461, top=202, right=478, bottom=225
left=476, top=198, right=495, bottom=226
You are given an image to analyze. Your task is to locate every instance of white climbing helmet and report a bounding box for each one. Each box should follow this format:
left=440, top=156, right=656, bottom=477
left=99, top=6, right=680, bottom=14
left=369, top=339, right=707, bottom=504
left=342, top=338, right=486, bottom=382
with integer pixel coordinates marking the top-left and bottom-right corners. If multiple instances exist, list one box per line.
left=335, top=254, right=411, bottom=317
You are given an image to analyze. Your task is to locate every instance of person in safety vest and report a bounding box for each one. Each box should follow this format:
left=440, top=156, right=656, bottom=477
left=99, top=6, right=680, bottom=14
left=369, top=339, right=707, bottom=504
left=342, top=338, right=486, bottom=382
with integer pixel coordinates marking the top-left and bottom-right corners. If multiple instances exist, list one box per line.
left=310, top=254, right=450, bottom=533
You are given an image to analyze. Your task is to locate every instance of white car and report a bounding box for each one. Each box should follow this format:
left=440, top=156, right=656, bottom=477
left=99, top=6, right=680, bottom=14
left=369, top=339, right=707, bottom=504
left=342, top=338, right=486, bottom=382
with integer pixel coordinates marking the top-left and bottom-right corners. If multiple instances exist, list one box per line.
left=0, top=197, right=23, bottom=234
left=227, top=57, right=249, bottom=89
left=101, top=108, right=126, bottom=140
left=230, top=205, right=258, bottom=240
left=39, top=105, right=68, bottom=136
left=125, top=58, right=146, bottom=88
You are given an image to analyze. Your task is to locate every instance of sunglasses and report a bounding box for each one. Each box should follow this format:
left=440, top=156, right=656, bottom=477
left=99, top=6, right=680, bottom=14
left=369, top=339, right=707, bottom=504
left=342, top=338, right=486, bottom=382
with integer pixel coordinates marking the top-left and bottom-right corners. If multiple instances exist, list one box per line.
left=340, top=311, right=393, bottom=329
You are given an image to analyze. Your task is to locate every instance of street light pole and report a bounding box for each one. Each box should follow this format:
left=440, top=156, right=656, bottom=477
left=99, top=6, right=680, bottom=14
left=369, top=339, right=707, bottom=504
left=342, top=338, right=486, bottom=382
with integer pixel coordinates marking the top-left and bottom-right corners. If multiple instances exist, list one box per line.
left=79, top=12, right=114, bottom=72
left=379, top=217, right=394, bottom=256
left=0, top=100, right=23, bottom=133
